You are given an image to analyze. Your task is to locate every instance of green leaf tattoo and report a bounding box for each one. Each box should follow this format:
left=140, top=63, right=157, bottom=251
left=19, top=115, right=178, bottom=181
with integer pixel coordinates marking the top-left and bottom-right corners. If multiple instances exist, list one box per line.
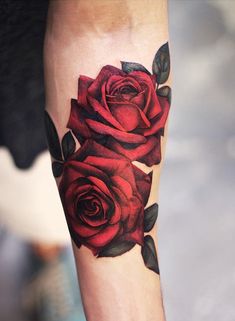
left=144, top=203, right=159, bottom=233
left=157, top=85, right=172, bottom=105
left=152, top=42, right=170, bottom=84
left=121, top=61, right=151, bottom=74
left=44, top=111, right=63, bottom=161
left=141, top=235, right=159, bottom=275
left=52, top=161, right=64, bottom=178
left=98, top=240, right=136, bottom=257
left=62, top=131, right=76, bottom=160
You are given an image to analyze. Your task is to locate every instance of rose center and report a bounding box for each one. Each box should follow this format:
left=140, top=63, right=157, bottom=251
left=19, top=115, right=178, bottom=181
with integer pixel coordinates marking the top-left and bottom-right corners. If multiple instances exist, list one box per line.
left=78, top=197, right=101, bottom=217
left=118, top=86, right=138, bottom=101
left=75, top=189, right=113, bottom=228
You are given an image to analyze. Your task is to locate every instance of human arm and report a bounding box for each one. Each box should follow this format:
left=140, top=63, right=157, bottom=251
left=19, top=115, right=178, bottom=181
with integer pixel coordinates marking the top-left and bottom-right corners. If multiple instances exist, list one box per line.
left=44, top=1, right=171, bottom=320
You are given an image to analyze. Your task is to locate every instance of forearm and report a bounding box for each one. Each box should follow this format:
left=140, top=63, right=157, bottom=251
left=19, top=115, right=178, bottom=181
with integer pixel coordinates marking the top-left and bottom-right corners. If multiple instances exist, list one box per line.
left=44, top=1, right=170, bottom=321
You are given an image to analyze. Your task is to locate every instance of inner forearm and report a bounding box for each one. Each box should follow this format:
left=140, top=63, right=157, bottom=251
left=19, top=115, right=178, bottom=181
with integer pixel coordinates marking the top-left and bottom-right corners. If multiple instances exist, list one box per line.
left=44, top=1, right=170, bottom=321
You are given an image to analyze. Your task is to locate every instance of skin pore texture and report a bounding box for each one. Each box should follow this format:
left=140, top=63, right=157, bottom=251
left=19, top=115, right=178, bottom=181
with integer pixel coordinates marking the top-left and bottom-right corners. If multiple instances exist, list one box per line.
left=44, top=1, right=170, bottom=321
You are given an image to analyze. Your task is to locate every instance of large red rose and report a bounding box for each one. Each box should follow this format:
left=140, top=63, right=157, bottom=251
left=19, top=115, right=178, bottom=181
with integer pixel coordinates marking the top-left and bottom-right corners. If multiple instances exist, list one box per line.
left=59, top=140, right=152, bottom=255
left=68, top=65, right=170, bottom=167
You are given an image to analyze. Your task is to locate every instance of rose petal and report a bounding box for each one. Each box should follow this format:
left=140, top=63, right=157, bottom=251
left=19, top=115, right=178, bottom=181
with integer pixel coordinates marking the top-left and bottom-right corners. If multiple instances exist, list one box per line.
left=108, top=201, right=122, bottom=224
left=85, top=157, right=136, bottom=188
left=111, top=186, right=129, bottom=222
left=73, top=184, right=93, bottom=203
left=107, top=75, right=142, bottom=95
left=126, top=71, right=161, bottom=119
left=110, top=185, right=142, bottom=232
left=111, top=176, right=133, bottom=199
left=121, top=216, right=144, bottom=246
left=143, top=86, right=162, bottom=119
left=77, top=75, right=94, bottom=109
left=101, top=82, right=110, bottom=111
left=62, top=182, right=80, bottom=217
left=158, top=95, right=171, bottom=114
left=107, top=135, right=159, bottom=163
left=81, top=212, right=108, bottom=228
left=109, top=103, right=150, bottom=132
left=129, top=71, right=156, bottom=88
left=137, top=137, right=162, bottom=166
left=87, top=176, right=113, bottom=199
left=143, top=97, right=170, bottom=136
left=60, top=160, right=109, bottom=189
left=68, top=99, right=92, bottom=141
left=87, top=156, right=131, bottom=176
left=86, top=223, right=120, bottom=248
left=88, top=65, right=124, bottom=98
left=131, top=91, right=145, bottom=109
left=123, top=195, right=143, bottom=231
left=90, top=192, right=114, bottom=219
left=74, top=139, right=124, bottom=161
left=132, top=166, right=152, bottom=206
left=86, top=119, right=146, bottom=143
left=71, top=217, right=102, bottom=238
left=87, top=95, right=125, bottom=131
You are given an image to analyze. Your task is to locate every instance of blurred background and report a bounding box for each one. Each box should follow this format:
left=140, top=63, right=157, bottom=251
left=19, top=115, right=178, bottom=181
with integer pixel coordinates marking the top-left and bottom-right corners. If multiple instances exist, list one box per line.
left=0, top=1, right=234, bottom=321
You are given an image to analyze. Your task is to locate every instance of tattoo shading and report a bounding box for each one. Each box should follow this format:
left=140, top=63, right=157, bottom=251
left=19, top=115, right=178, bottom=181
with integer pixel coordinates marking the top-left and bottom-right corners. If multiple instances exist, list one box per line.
left=45, top=43, right=171, bottom=275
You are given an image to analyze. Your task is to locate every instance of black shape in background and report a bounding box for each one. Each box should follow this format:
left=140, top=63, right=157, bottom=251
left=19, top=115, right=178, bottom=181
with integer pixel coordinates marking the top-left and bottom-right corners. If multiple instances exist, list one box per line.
left=0, top=0, right=49, bottom=169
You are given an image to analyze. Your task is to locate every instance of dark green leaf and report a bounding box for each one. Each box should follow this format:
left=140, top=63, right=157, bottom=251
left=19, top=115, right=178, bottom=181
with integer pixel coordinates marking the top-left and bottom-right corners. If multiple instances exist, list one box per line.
left=98, top=240, right=136, bottom=257
left=144, top=203, right=159, bottom=232
left=141, top=235, right=159, bottom=274
left=52, top=161, right=63, bottom=178
left=121, top=61, right=151, bottom=75
left=44, top=111, right=63, bottom=161
left=157, top=86, right=172, bottom=105
left=62, top=131, right=76, bottom=160
left=152, top=42, right=170, bottom=84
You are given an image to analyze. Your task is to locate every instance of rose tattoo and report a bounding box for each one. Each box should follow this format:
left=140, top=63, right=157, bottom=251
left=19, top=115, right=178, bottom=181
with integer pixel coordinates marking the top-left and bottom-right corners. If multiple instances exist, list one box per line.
left=59, top=140, right=152, bottom=255
left=45, top=43, right=171, bottom=274
left=68, top=63, right=170, bottom=167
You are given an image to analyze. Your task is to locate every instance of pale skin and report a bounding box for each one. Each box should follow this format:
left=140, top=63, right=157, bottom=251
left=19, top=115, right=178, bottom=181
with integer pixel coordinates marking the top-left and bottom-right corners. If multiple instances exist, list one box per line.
left=44, top=1, right=170, bottom=321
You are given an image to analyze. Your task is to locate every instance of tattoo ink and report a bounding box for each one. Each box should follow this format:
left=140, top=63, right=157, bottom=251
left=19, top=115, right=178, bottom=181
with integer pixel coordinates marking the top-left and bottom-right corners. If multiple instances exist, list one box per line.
left=45, top=43, right=171, bottom=275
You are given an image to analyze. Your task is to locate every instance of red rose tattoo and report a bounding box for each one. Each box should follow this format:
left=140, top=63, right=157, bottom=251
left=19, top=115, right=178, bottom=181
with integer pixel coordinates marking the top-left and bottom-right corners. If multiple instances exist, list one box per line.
left=68, top=63, right=170, bottom=167
left=59, top=140, right=152, bottom=255
left=44, top=43, right=170, bottom=274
